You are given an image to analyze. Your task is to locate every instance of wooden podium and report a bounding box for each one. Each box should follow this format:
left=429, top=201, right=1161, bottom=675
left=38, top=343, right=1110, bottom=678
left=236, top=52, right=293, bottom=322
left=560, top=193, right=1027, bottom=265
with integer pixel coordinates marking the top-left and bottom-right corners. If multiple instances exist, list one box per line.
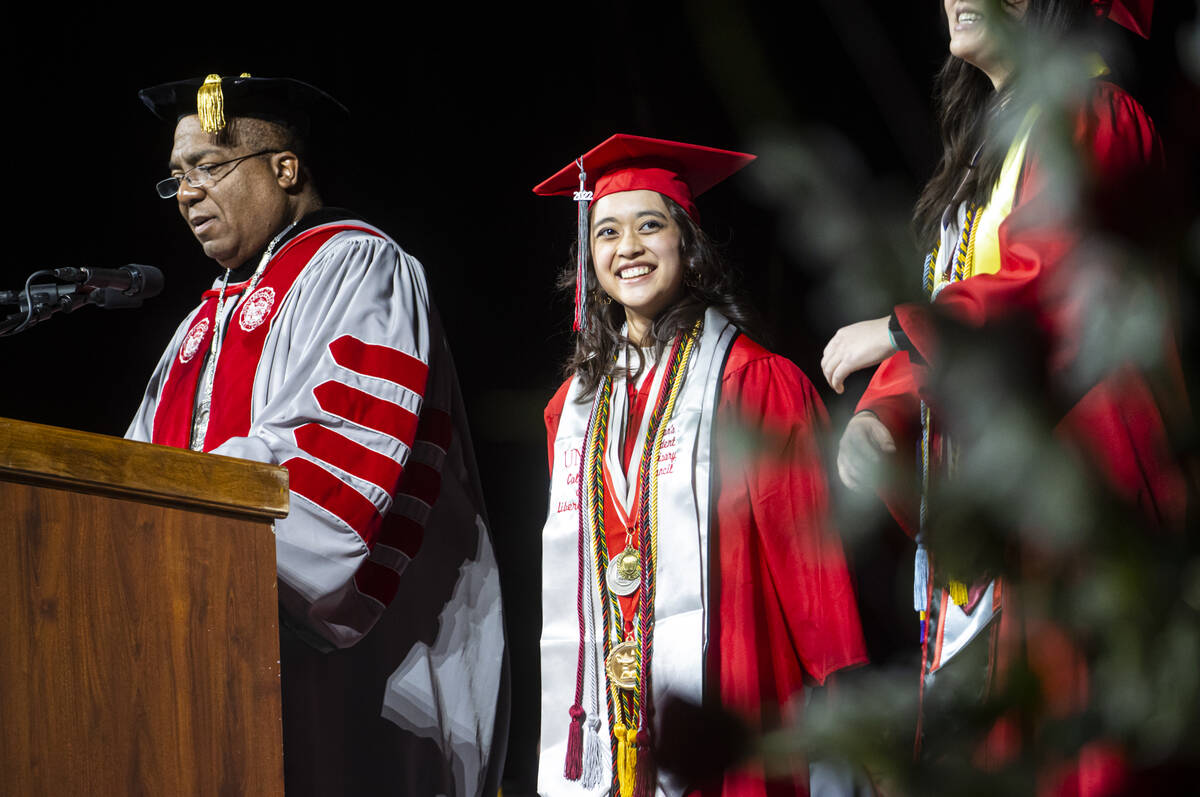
left=0, top=417, right=290, bottom=796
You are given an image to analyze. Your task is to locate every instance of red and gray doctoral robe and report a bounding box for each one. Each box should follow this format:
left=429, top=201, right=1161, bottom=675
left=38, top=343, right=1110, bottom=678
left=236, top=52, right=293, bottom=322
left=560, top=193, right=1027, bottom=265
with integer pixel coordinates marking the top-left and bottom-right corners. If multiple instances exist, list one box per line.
left=127, top=216, right=507, bottom=797
left=542, top=315, right=868, bottom=797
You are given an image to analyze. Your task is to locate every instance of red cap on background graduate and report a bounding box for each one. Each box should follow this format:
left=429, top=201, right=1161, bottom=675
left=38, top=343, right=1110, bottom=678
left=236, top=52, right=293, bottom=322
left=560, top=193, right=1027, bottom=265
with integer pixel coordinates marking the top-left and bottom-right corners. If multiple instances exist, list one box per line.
left=534, top=134, right=755, bottom=330
left=1091, top=0, right=1153, bottom=38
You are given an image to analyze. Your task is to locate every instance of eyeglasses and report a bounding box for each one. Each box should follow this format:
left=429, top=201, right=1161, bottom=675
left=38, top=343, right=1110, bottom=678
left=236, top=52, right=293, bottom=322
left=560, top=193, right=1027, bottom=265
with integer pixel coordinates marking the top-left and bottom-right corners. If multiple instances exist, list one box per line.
left=155, top=149, right=281, bottom=199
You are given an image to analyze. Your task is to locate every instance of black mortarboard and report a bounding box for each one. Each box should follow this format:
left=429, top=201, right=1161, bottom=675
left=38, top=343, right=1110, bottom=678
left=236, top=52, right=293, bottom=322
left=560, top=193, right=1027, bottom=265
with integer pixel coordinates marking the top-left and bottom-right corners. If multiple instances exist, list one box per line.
left=138, top=73, right=349, bottom=135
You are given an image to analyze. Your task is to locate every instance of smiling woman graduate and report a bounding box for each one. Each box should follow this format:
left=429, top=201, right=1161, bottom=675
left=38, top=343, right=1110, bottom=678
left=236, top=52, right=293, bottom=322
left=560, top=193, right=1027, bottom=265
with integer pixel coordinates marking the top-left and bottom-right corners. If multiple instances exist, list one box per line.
left=533, top=135, right=868, bottom=797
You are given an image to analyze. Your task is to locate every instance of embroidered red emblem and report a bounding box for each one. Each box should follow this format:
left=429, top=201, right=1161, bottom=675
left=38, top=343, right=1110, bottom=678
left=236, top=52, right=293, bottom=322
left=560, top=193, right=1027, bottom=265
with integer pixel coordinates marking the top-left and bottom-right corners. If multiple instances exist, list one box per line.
left=239, top=286, right=276, bottom=332
left=179, top=318, right=210, bottom=364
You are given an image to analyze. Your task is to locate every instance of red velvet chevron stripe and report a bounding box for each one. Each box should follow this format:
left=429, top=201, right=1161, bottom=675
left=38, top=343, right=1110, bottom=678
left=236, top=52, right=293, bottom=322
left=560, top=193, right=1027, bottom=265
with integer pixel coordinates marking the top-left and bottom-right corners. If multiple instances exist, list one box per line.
left=354, top=559, right=402, bottom=607
left=313, top=382, right=419, bottom=443
left=377, top=512, right=425, bottom=558
left=294, top=423, right=403, bottom=494
left=284, top=456, right=381, bottom=541
left=329, top=335, right=429, bottom=395
left=395, top=462, right=442, bottom=508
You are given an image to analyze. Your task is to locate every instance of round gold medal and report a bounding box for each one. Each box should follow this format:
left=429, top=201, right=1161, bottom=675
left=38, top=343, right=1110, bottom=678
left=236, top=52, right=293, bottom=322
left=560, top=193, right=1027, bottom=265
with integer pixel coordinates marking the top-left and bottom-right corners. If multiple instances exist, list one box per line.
left=605, top=640, right=639, bottom=690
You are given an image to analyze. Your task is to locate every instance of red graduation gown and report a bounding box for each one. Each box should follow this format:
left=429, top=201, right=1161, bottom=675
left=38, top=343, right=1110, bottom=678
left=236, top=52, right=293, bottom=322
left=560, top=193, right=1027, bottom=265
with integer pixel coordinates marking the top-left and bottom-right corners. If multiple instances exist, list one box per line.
left=859, top=80, right=1186, bottom=537
left=546, top=335, right=869, bottom=796
left=856, top=81, right=1188, bottom=792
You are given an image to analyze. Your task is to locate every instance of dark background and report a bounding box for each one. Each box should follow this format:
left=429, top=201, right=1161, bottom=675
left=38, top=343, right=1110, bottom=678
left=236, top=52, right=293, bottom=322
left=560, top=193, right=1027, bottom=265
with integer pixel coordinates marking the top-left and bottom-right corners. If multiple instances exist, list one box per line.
left=3, top=3, right=1194, bottom=791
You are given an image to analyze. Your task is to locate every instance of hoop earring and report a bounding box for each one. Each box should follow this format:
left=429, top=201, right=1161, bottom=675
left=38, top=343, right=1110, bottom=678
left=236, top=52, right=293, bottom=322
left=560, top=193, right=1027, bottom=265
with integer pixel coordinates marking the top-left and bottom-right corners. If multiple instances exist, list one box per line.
left=684, top=267, right=699, bottom=288
left=595, top=289, right=612, bottom=305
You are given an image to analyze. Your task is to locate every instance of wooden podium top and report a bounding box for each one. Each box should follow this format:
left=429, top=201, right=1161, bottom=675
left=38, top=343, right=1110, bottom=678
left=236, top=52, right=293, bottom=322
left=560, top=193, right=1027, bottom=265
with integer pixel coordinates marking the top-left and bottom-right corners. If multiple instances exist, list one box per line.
left=0, top=416, right=288, bottom=519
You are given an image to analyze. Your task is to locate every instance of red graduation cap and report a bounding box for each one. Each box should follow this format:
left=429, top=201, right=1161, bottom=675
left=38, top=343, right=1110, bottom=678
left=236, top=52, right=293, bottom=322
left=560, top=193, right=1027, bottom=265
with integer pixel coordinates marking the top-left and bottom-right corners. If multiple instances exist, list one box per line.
left=1091, top=0, right=1153, bottom=38
left=534, top=134, right=755, bottom=330
left=533, top=134, right=755, bottom=222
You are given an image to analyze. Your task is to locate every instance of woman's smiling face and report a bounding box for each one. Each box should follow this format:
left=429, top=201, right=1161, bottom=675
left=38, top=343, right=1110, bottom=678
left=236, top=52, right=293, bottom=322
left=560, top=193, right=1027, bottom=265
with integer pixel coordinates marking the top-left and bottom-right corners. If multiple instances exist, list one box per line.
left=590, top=189, right=685, bottom=343
left=944, top=0, right=1028, bottom=88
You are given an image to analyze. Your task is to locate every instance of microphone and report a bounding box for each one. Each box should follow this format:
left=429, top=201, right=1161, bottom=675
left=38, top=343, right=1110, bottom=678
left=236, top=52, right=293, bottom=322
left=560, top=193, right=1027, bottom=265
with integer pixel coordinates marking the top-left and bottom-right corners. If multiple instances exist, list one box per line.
left=0, top=264, right=166, bottom=336
left=52, top=264, right=165, bottom=299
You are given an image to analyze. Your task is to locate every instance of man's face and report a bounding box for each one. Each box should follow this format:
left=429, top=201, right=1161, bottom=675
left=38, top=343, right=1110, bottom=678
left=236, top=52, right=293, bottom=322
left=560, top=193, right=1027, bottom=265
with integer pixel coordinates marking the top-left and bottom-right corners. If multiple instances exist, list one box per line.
left=168, top=115, right=291, bottom=269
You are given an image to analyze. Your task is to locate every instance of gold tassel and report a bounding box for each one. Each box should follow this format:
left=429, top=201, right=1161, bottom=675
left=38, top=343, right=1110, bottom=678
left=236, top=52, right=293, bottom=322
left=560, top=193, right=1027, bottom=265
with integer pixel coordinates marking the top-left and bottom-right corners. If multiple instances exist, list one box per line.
left=622, top=726, right=638, bottom=797
left=949, top=580, right=969, bottom=606
left=196, top=74, right=226, bottom=133
left=615, top=722, right=631, bottom=797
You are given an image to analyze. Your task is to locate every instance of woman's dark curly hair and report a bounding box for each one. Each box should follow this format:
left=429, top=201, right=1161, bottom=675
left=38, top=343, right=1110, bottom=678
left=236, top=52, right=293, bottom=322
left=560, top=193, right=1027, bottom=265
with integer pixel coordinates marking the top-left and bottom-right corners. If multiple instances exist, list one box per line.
left=559, top=194, right=761, bottom=398
left=913, top=0, right=1096, bottom=242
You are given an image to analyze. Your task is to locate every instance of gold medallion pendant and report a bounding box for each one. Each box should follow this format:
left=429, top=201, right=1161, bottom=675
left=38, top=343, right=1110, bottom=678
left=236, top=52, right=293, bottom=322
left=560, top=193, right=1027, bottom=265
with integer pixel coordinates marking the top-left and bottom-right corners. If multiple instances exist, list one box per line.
left=605, top=640, right=639, bottom=690
left=606, top=546, right=641, bottom=596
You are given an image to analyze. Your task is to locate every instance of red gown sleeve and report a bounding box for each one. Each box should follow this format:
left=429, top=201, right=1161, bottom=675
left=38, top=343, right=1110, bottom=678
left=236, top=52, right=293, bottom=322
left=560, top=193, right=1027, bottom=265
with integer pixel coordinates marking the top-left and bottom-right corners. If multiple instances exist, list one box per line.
left=855, top=352, right=923, bottom=536
left=893, top=80, right=1163, bottom=372
left=858, top=82, right=1165, bottom=536
left=713, top=337, right=868, bottom=709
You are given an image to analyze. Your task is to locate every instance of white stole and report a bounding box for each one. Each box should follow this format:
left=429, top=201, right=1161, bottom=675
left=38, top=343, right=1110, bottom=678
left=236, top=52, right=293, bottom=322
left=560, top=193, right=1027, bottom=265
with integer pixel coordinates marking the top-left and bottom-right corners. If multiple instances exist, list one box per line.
left=538, top=308, right=738, bottom=796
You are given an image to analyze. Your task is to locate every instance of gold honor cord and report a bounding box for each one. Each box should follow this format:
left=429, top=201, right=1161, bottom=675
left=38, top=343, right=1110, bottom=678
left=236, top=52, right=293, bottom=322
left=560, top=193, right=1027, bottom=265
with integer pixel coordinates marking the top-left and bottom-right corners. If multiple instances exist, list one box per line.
left=919, top=205, right=981, bottom=614
left=625, top=324, right=700, bottom=796
left=581, top=320, right=702, bottom=796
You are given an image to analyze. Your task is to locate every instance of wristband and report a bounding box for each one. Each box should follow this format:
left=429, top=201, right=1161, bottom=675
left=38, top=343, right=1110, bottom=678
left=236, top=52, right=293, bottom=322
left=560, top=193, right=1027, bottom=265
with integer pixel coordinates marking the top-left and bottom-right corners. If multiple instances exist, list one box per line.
left=887, top=313, right=912, bottom=353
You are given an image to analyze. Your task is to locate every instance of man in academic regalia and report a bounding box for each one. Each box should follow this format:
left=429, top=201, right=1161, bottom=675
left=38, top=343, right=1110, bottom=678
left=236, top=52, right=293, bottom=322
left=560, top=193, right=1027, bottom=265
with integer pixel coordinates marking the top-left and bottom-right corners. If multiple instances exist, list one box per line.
left=126, top=73, right=508, bottom=797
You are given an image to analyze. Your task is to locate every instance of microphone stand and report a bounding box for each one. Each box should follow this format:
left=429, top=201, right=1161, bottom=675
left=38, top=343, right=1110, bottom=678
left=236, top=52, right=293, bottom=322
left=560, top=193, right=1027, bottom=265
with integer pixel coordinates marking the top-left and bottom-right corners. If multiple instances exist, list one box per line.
left=0, top=271, right=141, bottom=338
left=0, top=270, right=65, bottom=337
